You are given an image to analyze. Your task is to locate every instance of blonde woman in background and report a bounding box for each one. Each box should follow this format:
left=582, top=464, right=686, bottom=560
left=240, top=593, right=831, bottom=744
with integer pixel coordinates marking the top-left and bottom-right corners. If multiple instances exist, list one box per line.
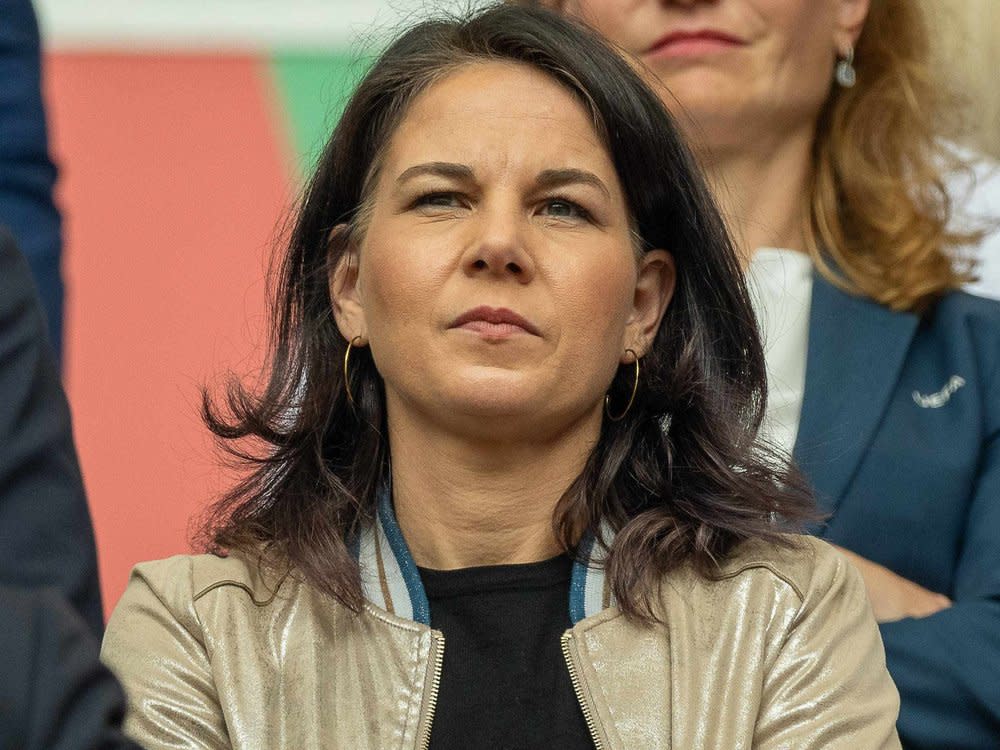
left=534, top=0, right=1000, bottom=746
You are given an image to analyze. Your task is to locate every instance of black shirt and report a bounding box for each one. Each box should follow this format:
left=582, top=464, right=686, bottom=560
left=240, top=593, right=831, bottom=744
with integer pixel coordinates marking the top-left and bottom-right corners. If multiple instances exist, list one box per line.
left=418, top=555, right=595, bottom=750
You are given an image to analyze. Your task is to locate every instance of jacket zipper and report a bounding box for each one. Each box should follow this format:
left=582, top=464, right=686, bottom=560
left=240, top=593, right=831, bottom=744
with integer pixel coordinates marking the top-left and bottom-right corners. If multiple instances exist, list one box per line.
left=561, top=632, right=606, bottom=750
left=417, top=631, right=445, bottom=750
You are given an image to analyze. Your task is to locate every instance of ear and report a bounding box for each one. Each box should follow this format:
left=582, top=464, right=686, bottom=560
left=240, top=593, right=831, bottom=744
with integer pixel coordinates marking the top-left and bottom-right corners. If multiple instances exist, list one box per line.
left=328, top=225, right=368, bottom=345
left=624, top=249, right=675, bottom=359
left=834, top=0, right=871, bottom=50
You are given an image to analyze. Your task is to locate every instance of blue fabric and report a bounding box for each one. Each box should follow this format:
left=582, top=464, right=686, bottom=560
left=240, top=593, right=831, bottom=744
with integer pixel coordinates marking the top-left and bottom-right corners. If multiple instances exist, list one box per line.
left=0, top=0, right=64, bottom=360
left=795, top=275, right=1000, bottom=748
left=0, top=583, right=137, bottom=748
left=0, top=229, right=102, bottom=634
left=568, top=533, right=593, bottom=625
left=377, top=486, right=432, bottom=626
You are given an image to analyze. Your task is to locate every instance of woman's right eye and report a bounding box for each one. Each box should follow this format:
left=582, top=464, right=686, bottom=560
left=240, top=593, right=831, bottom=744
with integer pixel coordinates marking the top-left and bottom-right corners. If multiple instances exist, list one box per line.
left=413, top=192, right=463, bottom=209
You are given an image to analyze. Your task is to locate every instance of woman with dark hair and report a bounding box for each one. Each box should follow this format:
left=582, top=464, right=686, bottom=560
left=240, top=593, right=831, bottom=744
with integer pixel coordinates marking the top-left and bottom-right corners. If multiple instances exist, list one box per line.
left=101, top=5, right=900, bottom=748
left=534, top=0, right=1000, bottom=746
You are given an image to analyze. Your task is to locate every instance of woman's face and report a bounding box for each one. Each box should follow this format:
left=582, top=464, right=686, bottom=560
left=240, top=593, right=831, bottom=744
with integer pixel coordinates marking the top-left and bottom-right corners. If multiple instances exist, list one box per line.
left=566, top=0, right=868, bottom=151
left=332, top=62, right=673, bottom=441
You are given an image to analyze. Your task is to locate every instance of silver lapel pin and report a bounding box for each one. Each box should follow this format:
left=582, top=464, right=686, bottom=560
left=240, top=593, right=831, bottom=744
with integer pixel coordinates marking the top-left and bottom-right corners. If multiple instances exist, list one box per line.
left=912, top=375, right=966, bottom=409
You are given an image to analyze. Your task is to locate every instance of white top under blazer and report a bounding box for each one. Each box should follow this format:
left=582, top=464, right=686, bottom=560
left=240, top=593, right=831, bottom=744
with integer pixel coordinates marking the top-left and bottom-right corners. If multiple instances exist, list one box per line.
left=747, top=247, right=814, bottom=461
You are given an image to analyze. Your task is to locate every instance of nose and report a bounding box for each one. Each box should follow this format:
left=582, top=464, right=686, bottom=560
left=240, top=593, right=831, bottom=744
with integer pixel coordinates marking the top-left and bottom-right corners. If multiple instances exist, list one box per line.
left=463, top=203, right=535, bottom=283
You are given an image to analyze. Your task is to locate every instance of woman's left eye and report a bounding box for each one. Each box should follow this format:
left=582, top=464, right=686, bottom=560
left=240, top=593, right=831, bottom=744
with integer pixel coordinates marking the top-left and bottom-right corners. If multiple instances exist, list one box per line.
left=540, top=199, right=590, bottom=221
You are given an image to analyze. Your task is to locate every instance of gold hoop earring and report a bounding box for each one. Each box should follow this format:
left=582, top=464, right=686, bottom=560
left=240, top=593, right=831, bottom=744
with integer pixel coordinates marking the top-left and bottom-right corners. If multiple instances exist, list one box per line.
left=344, top=336, right=363, bottom=410
left=605, top=349, right=640, bottom=422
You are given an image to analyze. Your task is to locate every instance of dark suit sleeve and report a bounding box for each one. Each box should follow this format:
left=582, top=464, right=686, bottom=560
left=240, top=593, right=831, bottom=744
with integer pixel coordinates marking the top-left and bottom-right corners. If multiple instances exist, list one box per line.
left=0, top=584, right=139, bottom=749
left=0, top=229, right=103, bottom=633
left=879, top=365, right=1000, bottom=748
left=0, top=0, right=64, bottom=356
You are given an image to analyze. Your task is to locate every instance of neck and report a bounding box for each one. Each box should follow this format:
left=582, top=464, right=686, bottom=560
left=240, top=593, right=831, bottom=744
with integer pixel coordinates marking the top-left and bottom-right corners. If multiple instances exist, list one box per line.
left=387, top=403, right=601, bottom=570
left=694, top=125, right=815, bottom=266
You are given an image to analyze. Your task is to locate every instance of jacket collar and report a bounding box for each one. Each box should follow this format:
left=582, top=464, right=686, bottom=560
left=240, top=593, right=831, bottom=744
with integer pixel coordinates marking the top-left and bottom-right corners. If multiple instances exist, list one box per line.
left=353, top=484, right=615, bottom=626
left=793, top=272, right=919, bottom=524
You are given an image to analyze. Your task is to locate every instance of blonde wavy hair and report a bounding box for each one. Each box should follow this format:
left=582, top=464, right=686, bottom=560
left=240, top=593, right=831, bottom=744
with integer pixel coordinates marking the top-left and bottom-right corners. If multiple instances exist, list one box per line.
left=811, top=0, right=977, bottom=312
left=522, top=0, right=980, bottom=313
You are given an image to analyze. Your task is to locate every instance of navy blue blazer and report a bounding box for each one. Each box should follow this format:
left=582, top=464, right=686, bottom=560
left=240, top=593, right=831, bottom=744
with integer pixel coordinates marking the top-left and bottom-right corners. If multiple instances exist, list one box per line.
left=795, top=275, right=1000, bottom=749
left=0, top=0, right=64, bottom=358
left=0, top=229, right=102, bottom=633
left=0, top=584, right=136, bottom=749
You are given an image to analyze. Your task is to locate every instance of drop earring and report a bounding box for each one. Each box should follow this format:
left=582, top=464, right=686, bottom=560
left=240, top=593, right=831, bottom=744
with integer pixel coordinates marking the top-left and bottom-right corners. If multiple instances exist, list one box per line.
left=835, top=45, right=856, bottom=88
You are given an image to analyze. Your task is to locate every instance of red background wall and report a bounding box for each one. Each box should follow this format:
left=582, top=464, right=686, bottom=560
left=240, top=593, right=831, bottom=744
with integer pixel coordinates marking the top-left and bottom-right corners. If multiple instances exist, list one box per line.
left=48, top=53, right=294, bottom=617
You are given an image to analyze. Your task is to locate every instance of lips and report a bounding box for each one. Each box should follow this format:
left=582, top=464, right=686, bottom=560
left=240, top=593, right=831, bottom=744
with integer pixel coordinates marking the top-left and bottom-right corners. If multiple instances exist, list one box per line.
left=646, top=29, right=745, bottom=58
left=449, top=306, right=540, bottom=337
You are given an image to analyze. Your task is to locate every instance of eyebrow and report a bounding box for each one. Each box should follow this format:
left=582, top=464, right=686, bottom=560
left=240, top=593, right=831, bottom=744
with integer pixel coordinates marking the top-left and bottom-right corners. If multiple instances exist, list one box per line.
left=535, top=168, right=611, bottom=200
left=394, top=162, right=612, bottom=200
left=396, top=162, right=475, bottom=185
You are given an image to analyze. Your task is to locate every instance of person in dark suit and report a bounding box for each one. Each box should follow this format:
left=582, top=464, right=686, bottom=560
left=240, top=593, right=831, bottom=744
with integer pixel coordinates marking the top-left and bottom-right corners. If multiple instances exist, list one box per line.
left=0, top=227, right=102, bottom=634
left=536, top=0, right=1000, bottom=745
left=0, top=583, right=138, bottom=749
left=796, top=275, right=1000, bottom=747
left=0, top=0, right=65, bottom=358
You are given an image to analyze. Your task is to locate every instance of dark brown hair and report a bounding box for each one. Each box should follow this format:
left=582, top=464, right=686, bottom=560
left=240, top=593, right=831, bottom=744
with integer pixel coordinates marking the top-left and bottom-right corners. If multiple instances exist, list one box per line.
left=200, top=3, right=814, bottom=622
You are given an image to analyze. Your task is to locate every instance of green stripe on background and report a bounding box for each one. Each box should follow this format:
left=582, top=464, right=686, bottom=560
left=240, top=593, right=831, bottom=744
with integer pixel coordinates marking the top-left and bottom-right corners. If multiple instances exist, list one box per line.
left=269, top=51, right=373, bottom=177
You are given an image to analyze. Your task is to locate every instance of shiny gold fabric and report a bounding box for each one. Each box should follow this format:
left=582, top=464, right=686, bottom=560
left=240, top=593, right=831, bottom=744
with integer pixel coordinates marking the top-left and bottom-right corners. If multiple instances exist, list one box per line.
left=101, top=536, right=901, bottom=749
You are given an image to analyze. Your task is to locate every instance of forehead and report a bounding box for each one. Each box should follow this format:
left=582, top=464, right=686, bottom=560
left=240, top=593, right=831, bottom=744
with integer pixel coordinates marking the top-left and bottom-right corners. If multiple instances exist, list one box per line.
left=381, top=61, right=618, bottom=183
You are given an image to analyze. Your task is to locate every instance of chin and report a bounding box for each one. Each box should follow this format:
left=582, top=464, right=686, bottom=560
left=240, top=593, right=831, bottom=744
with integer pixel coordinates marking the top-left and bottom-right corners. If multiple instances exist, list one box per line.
left=654, top=69, right=746, bottom=115
left=435, top=379, right=556, bottom=433
left=440, top=383, right=599, bottom=442
left=446, top=386, right=539, bottom=419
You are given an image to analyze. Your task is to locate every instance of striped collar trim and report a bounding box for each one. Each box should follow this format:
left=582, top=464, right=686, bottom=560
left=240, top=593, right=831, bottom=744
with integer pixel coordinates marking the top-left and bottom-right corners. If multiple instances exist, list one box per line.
left=355, top=485, right=616, bottom=626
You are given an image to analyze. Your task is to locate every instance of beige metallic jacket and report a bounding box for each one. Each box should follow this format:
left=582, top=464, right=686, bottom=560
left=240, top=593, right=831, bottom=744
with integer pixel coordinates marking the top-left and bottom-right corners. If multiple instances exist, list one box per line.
left=102, top=516, right=901, bottom=749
